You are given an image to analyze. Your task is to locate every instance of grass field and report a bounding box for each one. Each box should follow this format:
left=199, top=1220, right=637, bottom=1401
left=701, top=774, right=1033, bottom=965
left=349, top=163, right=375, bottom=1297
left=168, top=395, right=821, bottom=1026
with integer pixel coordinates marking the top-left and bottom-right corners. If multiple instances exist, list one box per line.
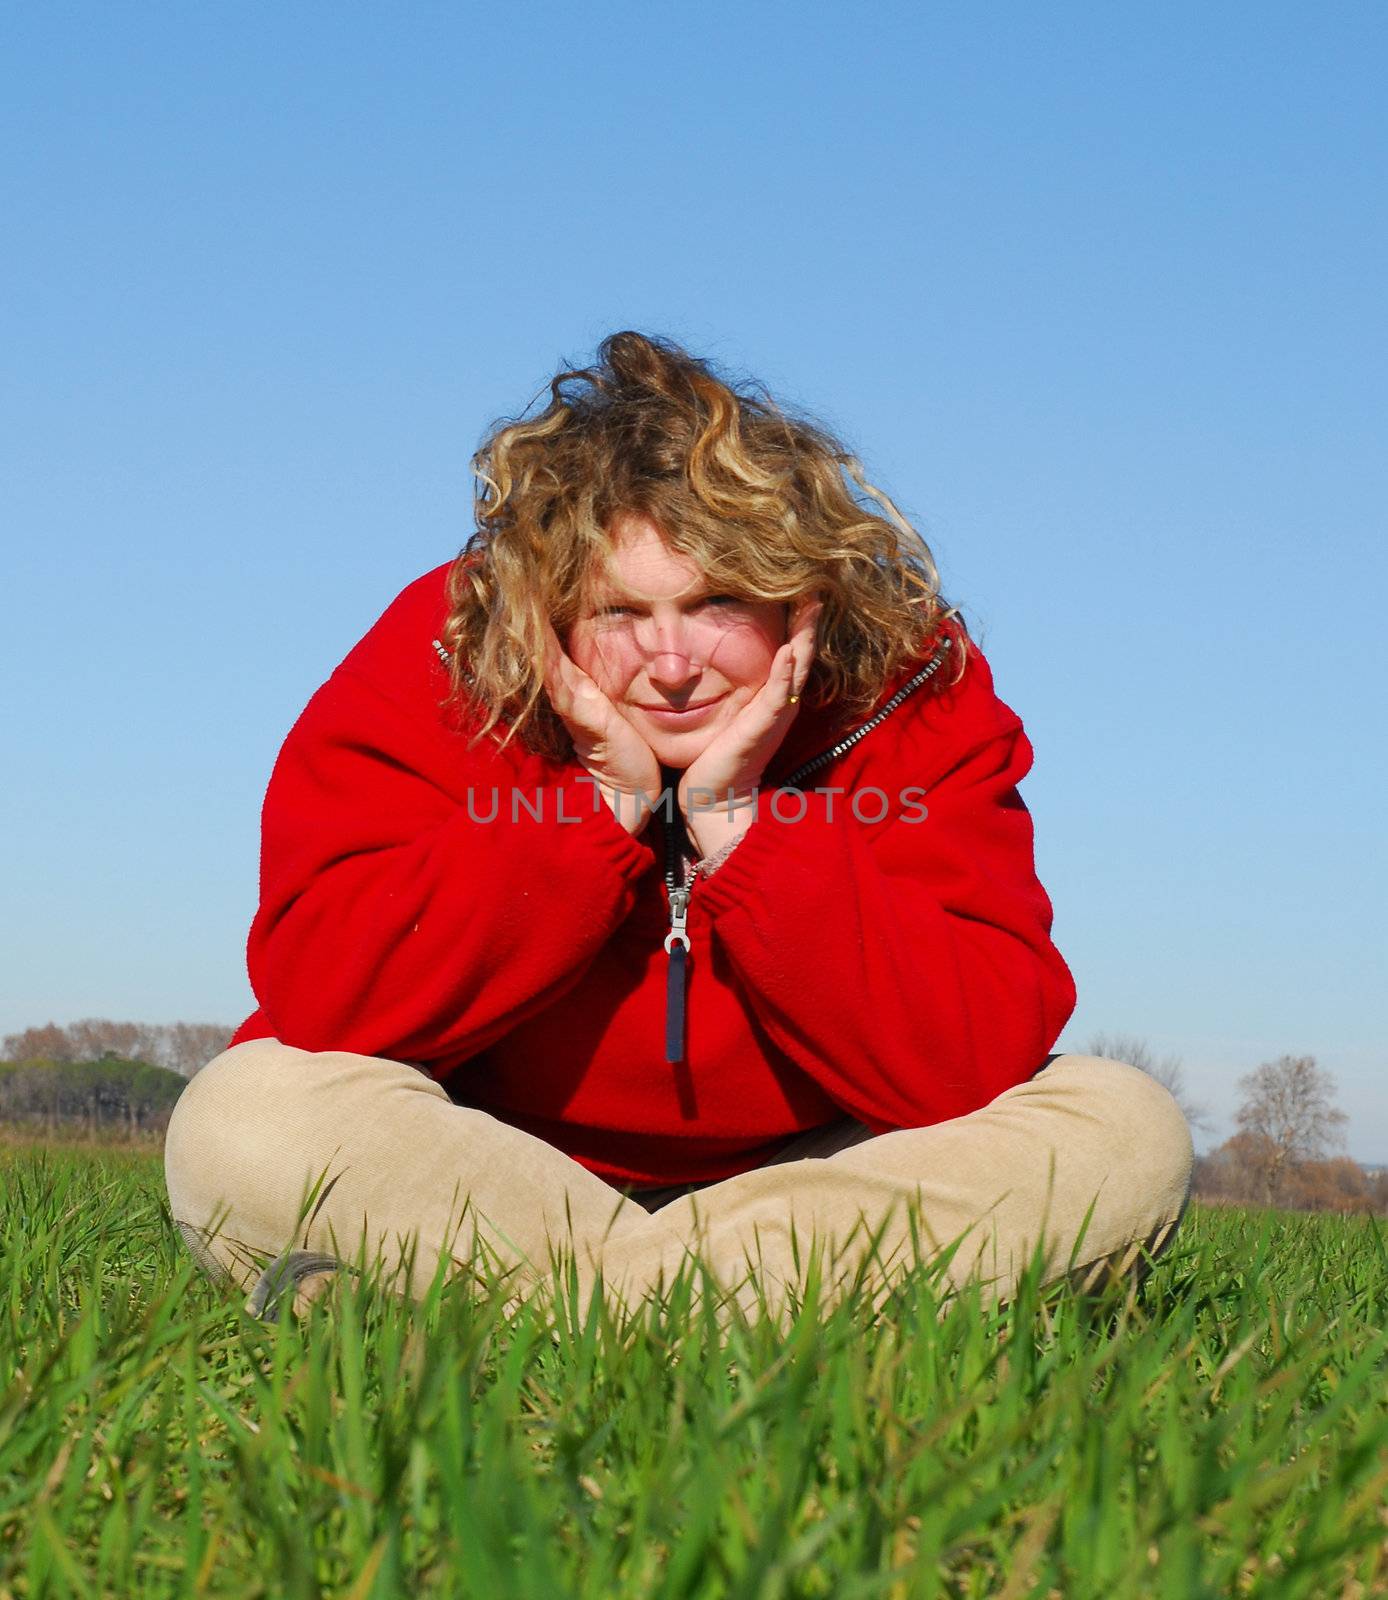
left=2, top=1144, right=1385, bottom=1598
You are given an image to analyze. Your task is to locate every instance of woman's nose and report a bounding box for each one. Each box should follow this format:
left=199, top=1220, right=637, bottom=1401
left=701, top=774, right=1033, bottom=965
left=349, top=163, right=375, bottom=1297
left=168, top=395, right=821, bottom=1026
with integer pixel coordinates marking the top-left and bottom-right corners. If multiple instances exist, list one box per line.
left=645, top=646, right=702, bottom=691
left=637, top=617, right=705, bottom=687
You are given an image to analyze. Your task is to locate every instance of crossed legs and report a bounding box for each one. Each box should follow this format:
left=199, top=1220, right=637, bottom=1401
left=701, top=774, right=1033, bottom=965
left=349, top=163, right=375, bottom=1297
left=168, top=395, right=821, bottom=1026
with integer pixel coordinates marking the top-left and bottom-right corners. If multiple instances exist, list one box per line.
left=164, top=1040, right=1194, bottom=1328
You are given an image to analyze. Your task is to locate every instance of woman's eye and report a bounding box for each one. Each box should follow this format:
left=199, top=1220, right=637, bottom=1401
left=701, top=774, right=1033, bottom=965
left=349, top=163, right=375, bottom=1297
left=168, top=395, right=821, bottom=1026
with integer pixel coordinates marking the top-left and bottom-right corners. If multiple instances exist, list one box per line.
left=594, top=597, right=740, bottom=618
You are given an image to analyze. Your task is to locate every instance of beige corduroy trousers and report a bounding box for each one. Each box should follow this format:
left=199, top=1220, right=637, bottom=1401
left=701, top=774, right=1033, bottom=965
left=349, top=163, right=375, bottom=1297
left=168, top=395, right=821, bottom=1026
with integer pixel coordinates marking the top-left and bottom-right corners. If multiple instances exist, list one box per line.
left=164, top=1040, right=1194, bottom=1329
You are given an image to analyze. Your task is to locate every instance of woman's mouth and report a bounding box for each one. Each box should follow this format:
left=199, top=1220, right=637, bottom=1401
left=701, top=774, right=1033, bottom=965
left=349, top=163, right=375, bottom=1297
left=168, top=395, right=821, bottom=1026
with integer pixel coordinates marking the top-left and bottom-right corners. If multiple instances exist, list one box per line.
left=635, top=695, right=728, bottom=725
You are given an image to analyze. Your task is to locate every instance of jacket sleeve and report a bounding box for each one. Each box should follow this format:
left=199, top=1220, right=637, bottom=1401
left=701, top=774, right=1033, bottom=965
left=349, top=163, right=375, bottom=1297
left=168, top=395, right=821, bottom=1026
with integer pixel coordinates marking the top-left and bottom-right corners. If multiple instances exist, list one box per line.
left=244, top=664, right=655, bottom=1067
left=693, top=683, right=1077, bottom=1132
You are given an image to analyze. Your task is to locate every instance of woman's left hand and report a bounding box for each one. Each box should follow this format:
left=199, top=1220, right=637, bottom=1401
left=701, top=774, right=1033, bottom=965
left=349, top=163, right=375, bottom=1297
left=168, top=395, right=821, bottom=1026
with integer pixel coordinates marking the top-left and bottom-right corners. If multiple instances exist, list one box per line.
left=678, top=594, right=824, bottom=852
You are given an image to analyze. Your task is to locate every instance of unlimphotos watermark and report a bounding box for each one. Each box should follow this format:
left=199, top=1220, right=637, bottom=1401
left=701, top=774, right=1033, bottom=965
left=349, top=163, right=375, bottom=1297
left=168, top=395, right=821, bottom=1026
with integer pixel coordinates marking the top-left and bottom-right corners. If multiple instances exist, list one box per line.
left=462, top=778, right=929, bottom=826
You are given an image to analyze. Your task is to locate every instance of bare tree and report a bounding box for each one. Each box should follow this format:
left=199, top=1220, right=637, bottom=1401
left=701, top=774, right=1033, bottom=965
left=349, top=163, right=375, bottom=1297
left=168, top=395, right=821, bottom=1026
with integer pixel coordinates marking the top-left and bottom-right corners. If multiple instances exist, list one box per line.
left=161, top=1022, right=234, bottom=1076
left=2, top=1023, right=79, bottom=1063
left=1085, top=1031, right=1216, bottom=1137
left=1192, top=1130, right=1271, bottom=1204
left=1235, top=1053, right=1349, bottom=1207
left=65, top=1019, right=145, bottom=1061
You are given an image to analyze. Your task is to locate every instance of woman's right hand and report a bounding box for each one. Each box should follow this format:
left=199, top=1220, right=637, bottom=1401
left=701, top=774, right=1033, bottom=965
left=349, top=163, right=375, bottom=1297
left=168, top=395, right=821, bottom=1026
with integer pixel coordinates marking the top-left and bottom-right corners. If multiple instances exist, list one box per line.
left=542, top=621, right=663, bottom=834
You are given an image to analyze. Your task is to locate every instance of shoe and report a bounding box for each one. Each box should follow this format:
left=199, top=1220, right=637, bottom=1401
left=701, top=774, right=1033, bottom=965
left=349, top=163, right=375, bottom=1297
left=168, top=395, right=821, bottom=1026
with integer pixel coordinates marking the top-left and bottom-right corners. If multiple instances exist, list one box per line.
left=245, top=1249, right=348, bottom=1323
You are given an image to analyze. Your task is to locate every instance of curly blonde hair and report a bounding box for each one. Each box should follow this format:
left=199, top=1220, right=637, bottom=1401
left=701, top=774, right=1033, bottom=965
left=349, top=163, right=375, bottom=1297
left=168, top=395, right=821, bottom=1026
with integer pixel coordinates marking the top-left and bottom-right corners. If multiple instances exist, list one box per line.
left=439, top=331, right=967, bottom=759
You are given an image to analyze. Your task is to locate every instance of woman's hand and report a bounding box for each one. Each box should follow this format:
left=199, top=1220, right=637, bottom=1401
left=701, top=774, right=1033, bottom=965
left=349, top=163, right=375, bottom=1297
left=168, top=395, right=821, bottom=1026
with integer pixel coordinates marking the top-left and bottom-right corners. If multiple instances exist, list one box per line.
left=678, top=595, right=824, bottom=856
left=542, top=620, right=663, bottom=834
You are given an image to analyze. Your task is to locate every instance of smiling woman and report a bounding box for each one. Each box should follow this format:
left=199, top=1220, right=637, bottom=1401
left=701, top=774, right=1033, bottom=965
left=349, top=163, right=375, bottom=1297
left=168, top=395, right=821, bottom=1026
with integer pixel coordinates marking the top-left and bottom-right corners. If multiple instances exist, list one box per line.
left=554, top=514, right=815, bottom=853
left=164, top=330, right=1193, bottom=1331
left=565, top=515, right=793, bottom=776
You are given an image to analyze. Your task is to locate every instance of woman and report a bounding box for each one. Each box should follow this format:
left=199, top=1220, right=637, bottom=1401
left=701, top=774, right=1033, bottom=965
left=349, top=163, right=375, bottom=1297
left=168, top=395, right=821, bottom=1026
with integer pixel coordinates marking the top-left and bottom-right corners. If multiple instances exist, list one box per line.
left=166, top=331, right=1193, bottom=1328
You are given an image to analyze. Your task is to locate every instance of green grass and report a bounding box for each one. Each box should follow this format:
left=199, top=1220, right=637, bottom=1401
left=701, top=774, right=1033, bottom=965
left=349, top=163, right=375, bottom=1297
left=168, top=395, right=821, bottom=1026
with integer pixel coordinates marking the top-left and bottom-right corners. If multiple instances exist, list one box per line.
left=1, top=1145, right=1385, bottom=1599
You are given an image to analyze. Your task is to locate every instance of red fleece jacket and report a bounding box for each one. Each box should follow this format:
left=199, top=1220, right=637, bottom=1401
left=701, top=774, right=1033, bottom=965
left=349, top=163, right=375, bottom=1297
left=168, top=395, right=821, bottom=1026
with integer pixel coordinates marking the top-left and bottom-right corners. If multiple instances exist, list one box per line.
left=230, top=562, right=1077, bottom=1187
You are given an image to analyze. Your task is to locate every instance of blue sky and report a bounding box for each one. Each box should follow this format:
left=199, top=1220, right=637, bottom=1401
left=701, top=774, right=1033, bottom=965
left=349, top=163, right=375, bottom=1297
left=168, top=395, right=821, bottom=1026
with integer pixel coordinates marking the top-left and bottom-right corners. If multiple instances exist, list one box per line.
left=4, top=4, right=1384, bottom=1156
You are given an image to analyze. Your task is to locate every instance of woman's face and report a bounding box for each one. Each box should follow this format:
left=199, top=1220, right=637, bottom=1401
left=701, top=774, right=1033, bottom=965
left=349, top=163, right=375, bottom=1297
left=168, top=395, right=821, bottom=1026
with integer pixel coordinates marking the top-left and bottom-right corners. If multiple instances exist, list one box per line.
left=564, top=513, right=789, bottom=769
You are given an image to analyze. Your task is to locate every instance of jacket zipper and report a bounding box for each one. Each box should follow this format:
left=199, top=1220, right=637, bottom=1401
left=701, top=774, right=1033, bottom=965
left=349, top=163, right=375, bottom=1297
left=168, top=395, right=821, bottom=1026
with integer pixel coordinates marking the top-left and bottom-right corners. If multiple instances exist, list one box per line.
left=661, top=636, right=955, bottom=1065
left=662, top=833, right=692, bottom=1065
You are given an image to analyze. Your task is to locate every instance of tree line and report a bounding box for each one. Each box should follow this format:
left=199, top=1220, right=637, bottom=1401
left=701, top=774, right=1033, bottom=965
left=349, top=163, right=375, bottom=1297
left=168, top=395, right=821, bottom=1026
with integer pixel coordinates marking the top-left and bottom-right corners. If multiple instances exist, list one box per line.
left=0, top=1019, right=234, bottom=1136
left=1087, top=1033, right=1386, bottom=1217
left=0, top=1057, right=186, bottom=1136
left=2, top=1019, right=232, bottom=1078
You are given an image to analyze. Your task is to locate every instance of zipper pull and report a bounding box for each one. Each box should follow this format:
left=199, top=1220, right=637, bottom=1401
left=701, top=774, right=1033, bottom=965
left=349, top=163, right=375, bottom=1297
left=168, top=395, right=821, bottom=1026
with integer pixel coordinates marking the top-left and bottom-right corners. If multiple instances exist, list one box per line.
left=664, top=886, right=691, bottom=1064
